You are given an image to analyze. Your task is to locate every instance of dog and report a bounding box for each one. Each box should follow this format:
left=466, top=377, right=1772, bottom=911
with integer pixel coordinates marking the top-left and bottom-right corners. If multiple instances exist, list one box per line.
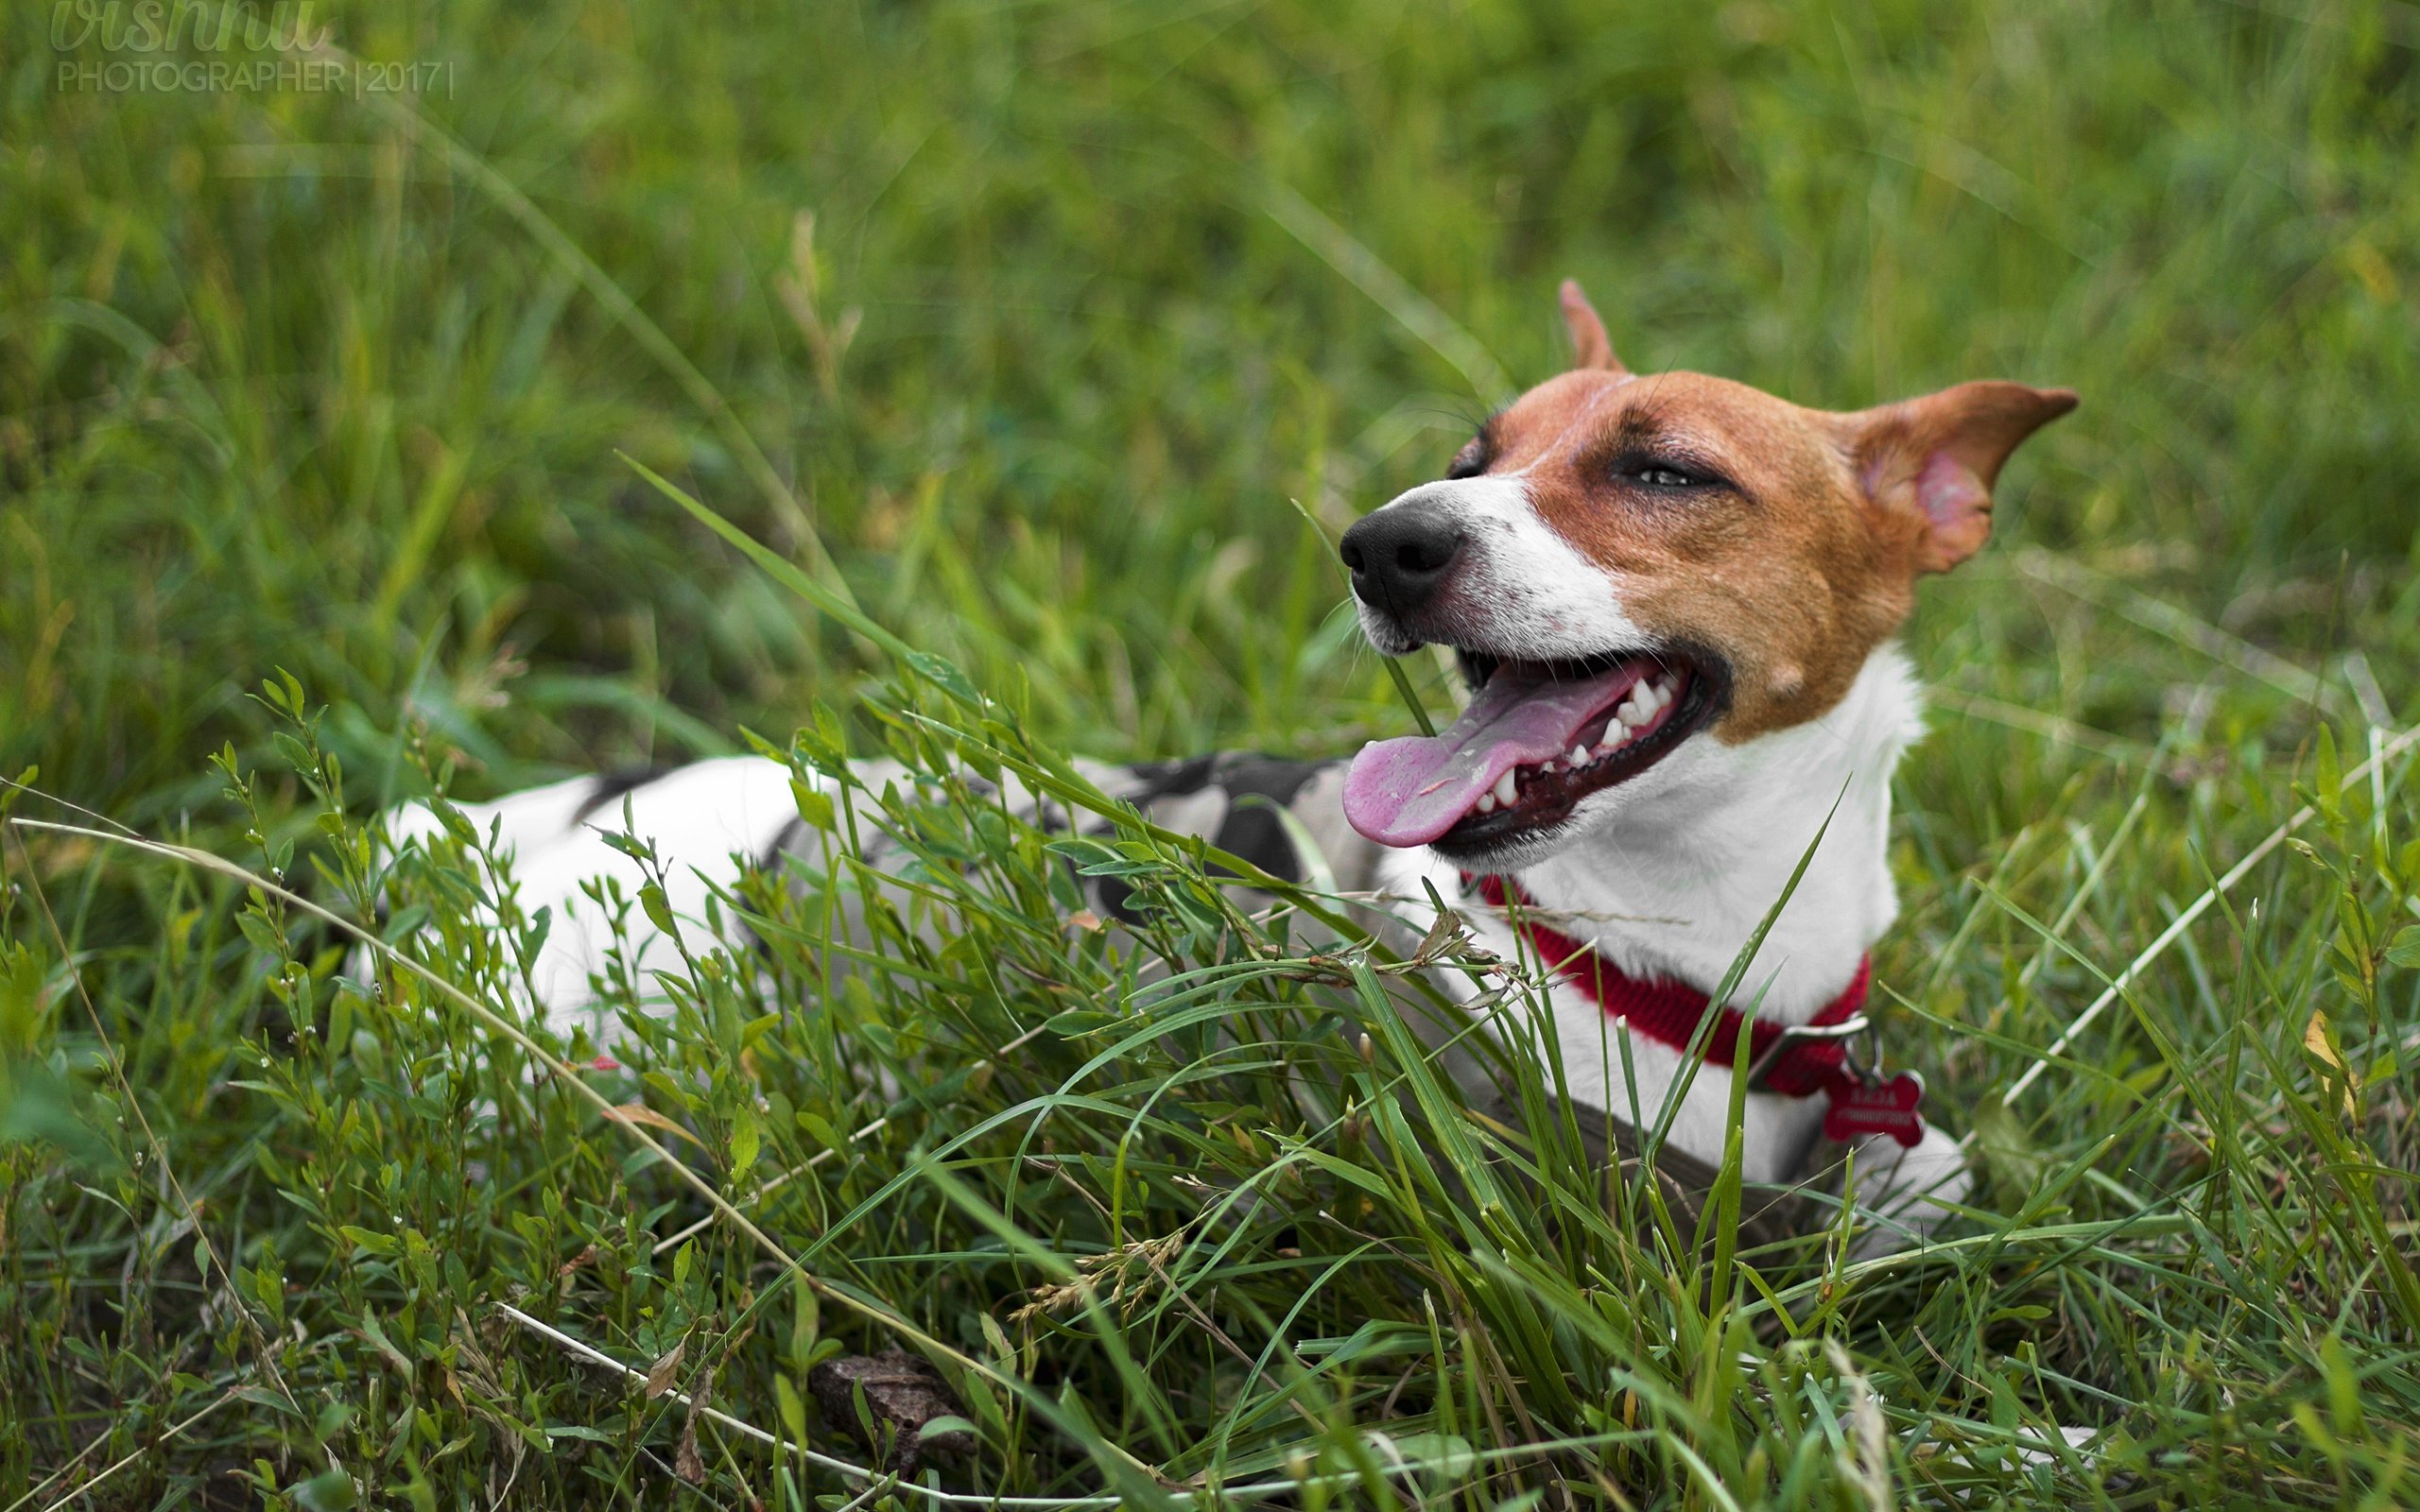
left=380, top=280, right=2072, bottom=1247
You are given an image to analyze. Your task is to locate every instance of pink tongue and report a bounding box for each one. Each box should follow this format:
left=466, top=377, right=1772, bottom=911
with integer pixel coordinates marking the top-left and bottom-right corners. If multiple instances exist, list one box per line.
left=1342, top=660, right=1645, bottom=847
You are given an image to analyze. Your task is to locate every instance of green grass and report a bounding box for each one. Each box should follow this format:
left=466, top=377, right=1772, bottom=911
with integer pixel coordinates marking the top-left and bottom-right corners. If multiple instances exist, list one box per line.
left=6, top=0, right=2420, bottom=1503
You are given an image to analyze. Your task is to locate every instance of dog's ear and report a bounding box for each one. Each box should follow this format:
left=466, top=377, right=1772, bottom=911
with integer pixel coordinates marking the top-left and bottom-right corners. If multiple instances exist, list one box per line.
left=1842, top=381, right=2077, bottom=573
left=1559, top=279, right=1626, bottom=374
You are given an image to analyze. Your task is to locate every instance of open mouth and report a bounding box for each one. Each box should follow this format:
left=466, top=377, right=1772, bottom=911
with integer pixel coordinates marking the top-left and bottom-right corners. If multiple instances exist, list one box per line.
left=1341, top=646, right=1727, bottom=852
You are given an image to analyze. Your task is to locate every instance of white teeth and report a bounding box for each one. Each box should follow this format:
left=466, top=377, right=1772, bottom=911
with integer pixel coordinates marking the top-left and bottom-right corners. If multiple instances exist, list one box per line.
left=1623, top=676, right=1679, bottom=727
left=1569, top=745, right=1590, bottom=766
left=1477, top=792, right=1496, bottom=813
left=1493, top=770, right=1517, bottom=806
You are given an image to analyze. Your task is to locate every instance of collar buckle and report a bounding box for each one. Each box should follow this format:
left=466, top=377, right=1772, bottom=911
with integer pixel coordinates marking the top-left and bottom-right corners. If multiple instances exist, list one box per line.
left=1744, top=1012, right=1871, bottom=1090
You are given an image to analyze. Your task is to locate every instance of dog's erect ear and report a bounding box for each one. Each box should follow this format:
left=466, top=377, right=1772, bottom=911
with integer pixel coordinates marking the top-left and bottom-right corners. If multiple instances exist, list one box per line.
left=1559, top=279, right=1626, bottom=374
left=1843, top=381, right=2077, bottom=573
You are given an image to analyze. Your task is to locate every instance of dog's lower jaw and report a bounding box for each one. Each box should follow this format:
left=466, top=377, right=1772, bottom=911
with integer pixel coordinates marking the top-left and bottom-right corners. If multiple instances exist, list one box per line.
left=1426, top=816, right=1582, bottom=875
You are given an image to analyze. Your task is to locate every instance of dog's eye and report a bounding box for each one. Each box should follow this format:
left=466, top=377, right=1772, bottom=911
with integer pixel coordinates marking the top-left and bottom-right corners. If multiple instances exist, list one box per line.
left=1623, top=461, right=1705, bottom=490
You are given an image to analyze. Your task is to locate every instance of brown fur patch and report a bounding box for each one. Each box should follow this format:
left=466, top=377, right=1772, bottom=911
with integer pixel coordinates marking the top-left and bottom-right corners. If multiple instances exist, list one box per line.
left=1471, top=359, right=2072, bottom=743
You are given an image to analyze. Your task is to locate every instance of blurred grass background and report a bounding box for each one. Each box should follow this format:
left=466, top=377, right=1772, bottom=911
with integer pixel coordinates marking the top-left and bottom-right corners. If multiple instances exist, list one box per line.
left=5, top=0, right=2420, bottom=1504
left=10, top=0, right=2416, bottom=813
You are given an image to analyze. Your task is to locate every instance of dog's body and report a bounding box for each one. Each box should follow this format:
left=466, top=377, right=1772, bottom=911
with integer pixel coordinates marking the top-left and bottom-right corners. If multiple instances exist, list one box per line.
left=387, top=283, right=2071, bottom=1246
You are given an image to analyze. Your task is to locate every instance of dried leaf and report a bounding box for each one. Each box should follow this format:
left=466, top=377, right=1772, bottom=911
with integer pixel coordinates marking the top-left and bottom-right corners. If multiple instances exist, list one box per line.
left=645, top=1340, right=685, bottom=1400
left=807, top=1349, right=975, bottom=1475
left=600, top=1102, right=705, bottom=1149
left=675, top=1360, right=714, bottom=1483
left=1411, top=905, right=1468, bottom=965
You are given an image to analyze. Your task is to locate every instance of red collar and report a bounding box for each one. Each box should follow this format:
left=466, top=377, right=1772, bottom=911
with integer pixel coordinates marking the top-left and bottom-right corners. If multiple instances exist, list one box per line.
left=1467, top=875, right=1924, bottom=1144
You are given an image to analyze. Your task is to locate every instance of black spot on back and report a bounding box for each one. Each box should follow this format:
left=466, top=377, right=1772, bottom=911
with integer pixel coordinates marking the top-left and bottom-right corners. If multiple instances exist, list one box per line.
left=1204, top=755, right=1325, bottom=885
left=1099, top=753, right=1334, bottom=922
left=1097, top=874, right=1148, bottom=926
left=1208, top=755, right=1323, bottom=806
left=1126, top=754, right=1219, bottom=803
left=572, top=766, right=674, bottom=826
left=759, top=816, right=810, bottom=874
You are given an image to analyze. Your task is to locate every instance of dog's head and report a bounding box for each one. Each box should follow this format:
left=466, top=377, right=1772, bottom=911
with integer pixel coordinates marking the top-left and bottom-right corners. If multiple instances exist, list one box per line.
left=1340, top=280, right=2075, bottom=868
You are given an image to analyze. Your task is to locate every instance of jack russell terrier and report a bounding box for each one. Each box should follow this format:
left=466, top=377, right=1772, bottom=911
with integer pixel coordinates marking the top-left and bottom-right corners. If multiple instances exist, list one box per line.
left=382, top=281, right=2073, bottom=1249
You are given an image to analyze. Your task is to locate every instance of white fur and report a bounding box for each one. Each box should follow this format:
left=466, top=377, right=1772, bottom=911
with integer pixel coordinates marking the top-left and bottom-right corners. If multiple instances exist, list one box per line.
left=1353, top=477, right=1650, bottom=659
left=1530, top=645, right=1922, bottom=1022
left=382, top=755, right=807, bottom=1040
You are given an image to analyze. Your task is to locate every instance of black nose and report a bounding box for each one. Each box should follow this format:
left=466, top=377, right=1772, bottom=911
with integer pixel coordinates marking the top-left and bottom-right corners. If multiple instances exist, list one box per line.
left=1340, top=500, right=1465, bottom=620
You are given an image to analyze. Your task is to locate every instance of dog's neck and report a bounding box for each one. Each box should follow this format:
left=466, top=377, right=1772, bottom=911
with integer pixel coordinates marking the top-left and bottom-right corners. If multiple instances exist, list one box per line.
left=1500, top=645, right=1923, bottom=1024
